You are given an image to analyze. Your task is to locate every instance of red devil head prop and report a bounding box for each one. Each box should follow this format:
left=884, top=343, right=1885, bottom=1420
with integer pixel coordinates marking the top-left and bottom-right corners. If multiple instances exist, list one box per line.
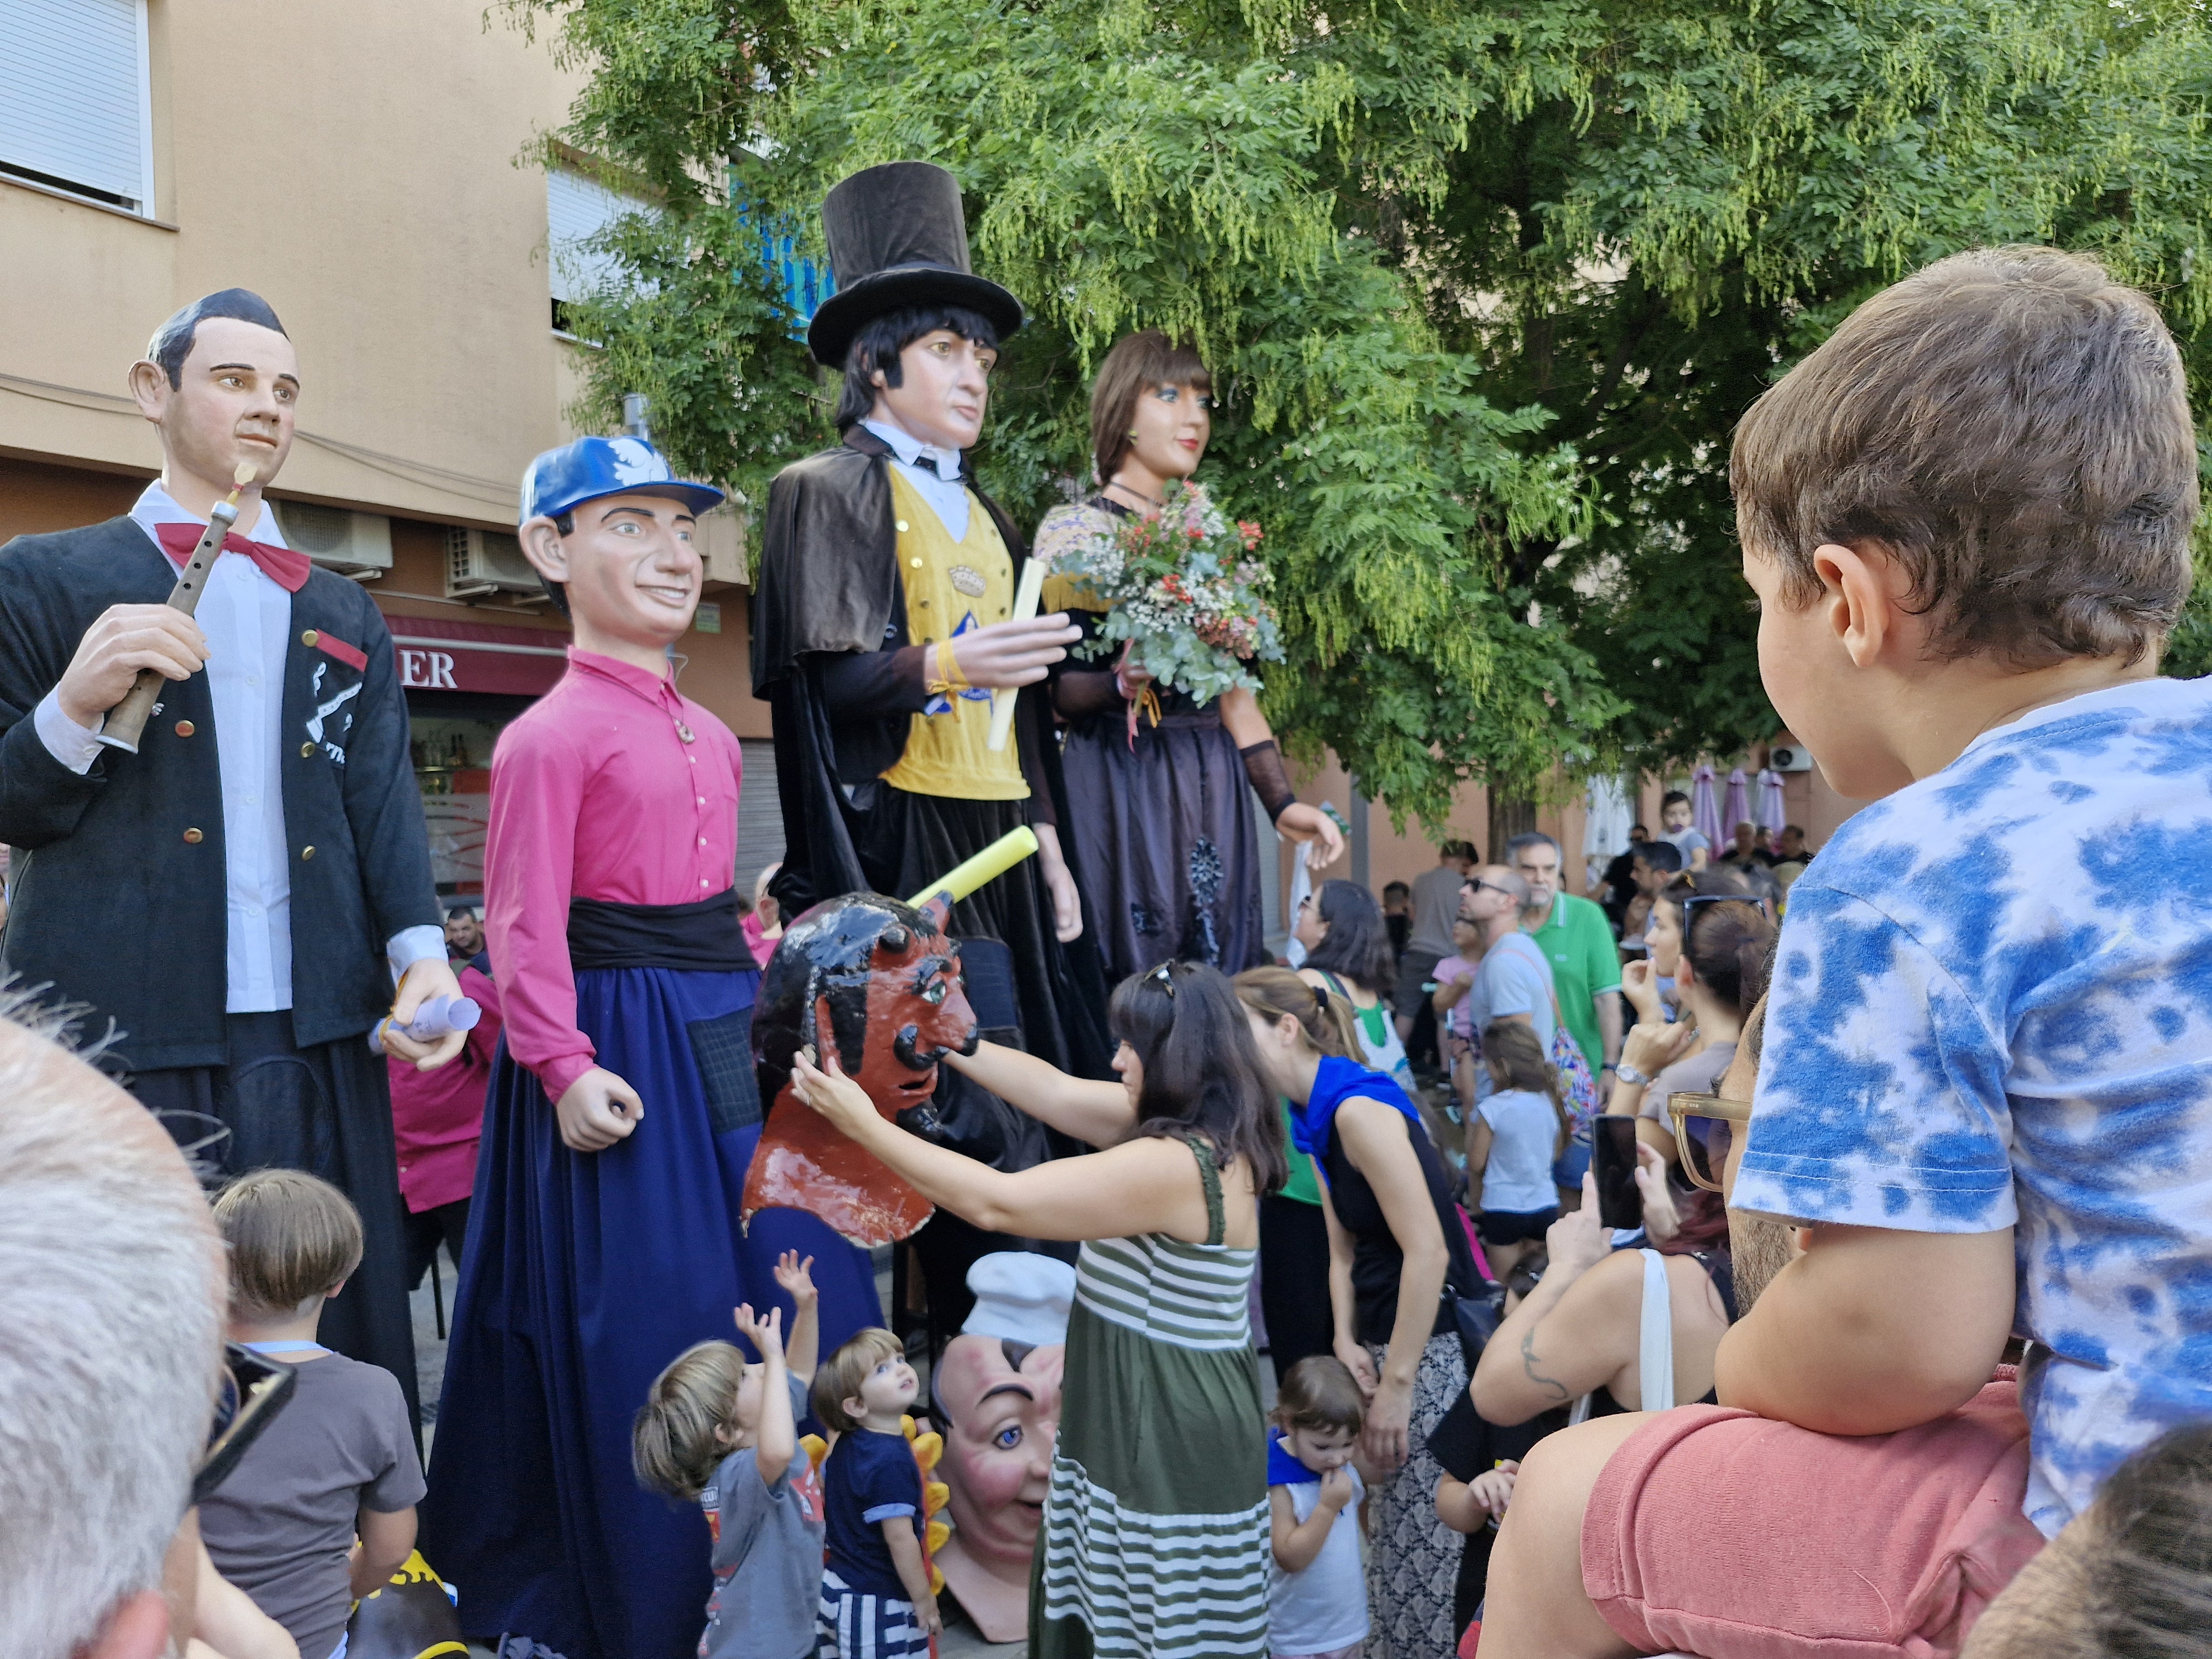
left=744, top=894, right=979, bottom=1244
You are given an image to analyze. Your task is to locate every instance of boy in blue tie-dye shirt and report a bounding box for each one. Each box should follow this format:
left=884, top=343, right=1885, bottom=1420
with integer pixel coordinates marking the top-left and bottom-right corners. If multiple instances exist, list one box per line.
left=1480, top=247, right=2211, bottom=1659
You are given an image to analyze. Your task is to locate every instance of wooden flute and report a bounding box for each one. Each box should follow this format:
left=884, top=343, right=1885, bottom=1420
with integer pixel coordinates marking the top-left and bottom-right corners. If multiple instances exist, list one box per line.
left=97, top=461, right=258, bottom=754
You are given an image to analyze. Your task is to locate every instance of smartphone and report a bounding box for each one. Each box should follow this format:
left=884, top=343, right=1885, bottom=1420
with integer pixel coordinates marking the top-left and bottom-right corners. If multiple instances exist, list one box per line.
left=1591, top=1115, right=1644, bottom=1232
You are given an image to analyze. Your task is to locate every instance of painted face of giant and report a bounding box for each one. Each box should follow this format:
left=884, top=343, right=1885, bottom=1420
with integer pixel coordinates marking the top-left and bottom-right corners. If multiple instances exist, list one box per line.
left=741, top=895, right=980, bottom=1244
left=933, top=1335, right=1063, bottom=1566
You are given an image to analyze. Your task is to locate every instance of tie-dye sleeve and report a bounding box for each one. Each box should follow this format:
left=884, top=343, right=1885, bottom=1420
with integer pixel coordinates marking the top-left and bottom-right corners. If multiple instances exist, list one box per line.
left=1734, top=885, right=2018, bottom=1234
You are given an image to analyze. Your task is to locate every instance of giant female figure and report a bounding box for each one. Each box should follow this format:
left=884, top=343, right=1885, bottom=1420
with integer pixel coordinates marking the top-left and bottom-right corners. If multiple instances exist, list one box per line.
left=1034, top=333, right=1342, bottom=981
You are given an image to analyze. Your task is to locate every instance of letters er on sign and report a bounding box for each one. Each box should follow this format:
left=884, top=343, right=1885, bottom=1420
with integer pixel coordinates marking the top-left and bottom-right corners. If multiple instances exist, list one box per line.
left=399, top=648, right=459, bottom=690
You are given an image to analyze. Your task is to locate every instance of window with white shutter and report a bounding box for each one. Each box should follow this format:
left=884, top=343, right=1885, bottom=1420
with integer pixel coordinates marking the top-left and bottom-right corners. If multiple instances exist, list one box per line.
left=547, top=167, right=653, bottom=333
left=0, top=0, right=153, bottom=214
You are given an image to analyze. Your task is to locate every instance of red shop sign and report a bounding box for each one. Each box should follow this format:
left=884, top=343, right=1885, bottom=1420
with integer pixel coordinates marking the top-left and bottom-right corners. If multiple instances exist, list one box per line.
left=378, top=613, right=571, bottom=697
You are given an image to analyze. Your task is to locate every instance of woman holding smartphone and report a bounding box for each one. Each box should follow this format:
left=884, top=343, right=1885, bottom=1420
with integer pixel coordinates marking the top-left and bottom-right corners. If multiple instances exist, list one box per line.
left=1235, top=966, right=1479, bottom=1659
left=1605, top=873, right=1775, bottom=1164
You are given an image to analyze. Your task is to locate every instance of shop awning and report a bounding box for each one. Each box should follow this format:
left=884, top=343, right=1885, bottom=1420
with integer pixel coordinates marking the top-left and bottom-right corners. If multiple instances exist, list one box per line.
left=382, top=614, right=571, bottom=697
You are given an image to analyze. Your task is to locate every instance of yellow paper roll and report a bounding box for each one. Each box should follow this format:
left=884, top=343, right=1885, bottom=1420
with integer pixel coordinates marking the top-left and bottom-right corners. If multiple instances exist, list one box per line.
left=906, top=825, right=1040, bottom=910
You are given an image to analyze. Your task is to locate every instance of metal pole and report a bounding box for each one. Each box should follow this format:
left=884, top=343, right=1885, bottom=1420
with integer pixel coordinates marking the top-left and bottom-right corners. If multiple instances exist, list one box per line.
left=1349, top=774, right=1371, bottom=891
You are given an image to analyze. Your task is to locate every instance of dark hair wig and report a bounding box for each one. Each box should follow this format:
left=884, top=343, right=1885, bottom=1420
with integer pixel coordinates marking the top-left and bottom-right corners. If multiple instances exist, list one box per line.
left=147, top=289, right=288, bottom=389
left=1108, top=961, right=1286, bottom=1197
left=836, top=304, right=1001, bottom=430
left=1302, top=879, right=1396, bottom=997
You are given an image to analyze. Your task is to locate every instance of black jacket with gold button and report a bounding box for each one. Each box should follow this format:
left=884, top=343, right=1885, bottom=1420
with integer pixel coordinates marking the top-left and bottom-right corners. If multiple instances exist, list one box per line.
left=0, top=515, right=440, bottom=1069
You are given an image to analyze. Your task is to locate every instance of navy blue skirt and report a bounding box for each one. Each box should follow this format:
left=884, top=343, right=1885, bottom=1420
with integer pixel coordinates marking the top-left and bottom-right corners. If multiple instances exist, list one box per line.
left=422, top=964, right=881, bottom=1659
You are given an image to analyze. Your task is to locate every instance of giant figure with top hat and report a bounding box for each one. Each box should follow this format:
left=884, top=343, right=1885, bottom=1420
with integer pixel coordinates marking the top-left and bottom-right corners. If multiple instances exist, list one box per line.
left=422, top=433, right=885, bottom=1659
left=0, top=290, right=465, bottom=1413
left=754, top=162, right=1114, bottom=1338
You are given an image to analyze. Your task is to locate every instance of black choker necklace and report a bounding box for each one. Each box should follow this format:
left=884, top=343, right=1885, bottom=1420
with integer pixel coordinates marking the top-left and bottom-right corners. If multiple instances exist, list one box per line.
left=1105, top=480, right=1162, bottom=510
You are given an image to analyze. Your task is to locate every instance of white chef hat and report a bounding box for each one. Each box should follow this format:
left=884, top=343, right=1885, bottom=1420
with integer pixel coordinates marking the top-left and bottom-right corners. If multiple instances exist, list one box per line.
left=960, top=1251, right=1076, bottom=1348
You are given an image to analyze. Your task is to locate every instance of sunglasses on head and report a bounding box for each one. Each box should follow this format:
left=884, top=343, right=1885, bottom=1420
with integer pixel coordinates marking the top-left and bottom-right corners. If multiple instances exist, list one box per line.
left=1665, top=1091, right=1755, bottom=1192
left=192, top=1343, right=298, bottom=1507
left=1677, top=891, right=1775, bottom=932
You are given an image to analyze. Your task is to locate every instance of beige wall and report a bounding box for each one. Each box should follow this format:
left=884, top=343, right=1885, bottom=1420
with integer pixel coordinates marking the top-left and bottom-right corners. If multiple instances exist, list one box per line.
left=1, top=2, right=771, bottom=734
left=0, top=0, right=588, bottom=531
left=1280, top=757, right=1597, bottom=915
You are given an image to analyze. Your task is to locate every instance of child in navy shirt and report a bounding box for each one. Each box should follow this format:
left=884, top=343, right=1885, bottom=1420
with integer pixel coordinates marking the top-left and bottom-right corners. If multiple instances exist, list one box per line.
left=812, top=1328, right=937, bottom=1657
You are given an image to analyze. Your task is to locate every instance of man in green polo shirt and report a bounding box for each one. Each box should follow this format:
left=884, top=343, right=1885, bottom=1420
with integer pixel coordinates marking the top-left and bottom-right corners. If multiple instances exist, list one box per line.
left=1507, top=831, right=1623, bottom=1087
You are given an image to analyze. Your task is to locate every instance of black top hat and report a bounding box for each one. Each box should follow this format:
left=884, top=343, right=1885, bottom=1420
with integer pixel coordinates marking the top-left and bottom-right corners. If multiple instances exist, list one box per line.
left=806, top=161, right=1025, bottom=368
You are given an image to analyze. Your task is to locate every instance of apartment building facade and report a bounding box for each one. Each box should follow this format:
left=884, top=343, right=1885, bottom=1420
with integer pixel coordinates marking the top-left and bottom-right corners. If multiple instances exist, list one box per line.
left=0, top=0, right=785, bottom=901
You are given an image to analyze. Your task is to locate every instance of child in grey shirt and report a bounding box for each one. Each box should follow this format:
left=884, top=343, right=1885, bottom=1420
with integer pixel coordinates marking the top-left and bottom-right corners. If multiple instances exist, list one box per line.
left=635, top=1251, right=823, bottom=1659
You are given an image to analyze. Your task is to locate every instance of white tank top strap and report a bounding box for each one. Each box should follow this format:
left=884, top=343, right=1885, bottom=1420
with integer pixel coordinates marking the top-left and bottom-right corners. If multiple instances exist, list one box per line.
left=1637, top=1247, right=1676, bottom=1412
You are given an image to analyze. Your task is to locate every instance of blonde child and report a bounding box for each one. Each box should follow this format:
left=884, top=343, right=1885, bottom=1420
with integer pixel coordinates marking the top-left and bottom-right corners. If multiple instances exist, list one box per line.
left=812, top=1328, right=938, bottom=1656
left=197, top=1171, right=426, bottom=1659
left=1266, top=1356, right=1370, bottom=1659
left=634, top=1251, right=823, bottom=1659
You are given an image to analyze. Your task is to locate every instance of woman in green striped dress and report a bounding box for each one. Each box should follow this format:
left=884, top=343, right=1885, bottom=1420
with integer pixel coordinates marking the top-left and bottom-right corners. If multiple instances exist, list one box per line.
left=789, top=961, right=1286, bottom=1658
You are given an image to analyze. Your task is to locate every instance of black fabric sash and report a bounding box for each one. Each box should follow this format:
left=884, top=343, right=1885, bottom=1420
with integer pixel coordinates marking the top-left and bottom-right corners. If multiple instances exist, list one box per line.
left=566, top=890, right=759, bottom=973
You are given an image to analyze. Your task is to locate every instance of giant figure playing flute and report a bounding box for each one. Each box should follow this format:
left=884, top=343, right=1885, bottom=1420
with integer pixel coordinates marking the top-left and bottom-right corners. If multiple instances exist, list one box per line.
left=0, top=289, right=465, bottom=1417
left=754, top=161, right=1115, bottom=1344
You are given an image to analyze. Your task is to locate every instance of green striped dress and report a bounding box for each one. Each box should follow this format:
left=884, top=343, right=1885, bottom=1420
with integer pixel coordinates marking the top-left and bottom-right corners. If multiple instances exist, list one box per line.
left=1031, top=1135, right=1270, bottom=1658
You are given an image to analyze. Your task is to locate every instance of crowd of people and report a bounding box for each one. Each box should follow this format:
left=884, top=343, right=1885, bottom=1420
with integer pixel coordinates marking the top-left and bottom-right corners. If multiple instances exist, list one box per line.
left=4, top=173, right=2211, bottom=1659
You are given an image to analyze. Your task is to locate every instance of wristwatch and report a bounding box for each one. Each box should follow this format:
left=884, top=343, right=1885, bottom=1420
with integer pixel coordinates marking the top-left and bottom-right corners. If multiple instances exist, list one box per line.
left=1614, top=1062, right=1651, bottom=1088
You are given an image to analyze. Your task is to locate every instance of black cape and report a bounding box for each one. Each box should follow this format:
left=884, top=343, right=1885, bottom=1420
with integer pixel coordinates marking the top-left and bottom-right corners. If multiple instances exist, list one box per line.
left=754, top=427, right=1065, bottom=914
left=751, top=427, right=1113, bottom=1062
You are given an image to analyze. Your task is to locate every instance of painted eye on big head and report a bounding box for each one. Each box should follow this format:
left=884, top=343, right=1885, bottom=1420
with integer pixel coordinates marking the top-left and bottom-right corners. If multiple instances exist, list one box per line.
left=922, top=978, right=948, bottom=1005
left=993, top=1425, right=1022, bottom=1450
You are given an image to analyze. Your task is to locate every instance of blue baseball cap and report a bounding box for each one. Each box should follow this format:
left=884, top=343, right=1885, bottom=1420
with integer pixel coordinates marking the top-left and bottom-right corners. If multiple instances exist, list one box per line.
left=518, top=435, right=724, bottom=527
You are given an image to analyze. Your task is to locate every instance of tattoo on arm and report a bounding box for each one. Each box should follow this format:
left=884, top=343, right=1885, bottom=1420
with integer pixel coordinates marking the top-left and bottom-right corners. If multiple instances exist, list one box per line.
left=1521, top=1328, right=1571, bottom=1402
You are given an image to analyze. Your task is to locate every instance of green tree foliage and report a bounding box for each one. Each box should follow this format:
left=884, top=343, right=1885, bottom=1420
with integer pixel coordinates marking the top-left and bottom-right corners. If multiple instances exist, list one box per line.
left=520, top=0, right=2212, bottom=813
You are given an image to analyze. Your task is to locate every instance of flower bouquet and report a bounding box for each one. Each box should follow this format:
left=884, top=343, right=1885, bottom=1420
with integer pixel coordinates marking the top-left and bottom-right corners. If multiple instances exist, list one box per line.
left=1055, top=481, right=1283, bottom=732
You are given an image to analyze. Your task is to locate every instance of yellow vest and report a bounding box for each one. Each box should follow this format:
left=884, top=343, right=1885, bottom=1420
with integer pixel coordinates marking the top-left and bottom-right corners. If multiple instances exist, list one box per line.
left=880, top=471, right=1030, bottom=801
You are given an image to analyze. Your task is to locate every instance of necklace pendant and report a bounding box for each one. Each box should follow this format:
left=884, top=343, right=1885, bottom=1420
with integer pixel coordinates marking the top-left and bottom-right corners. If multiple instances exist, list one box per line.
left=675, top=720, right=696, bottom=744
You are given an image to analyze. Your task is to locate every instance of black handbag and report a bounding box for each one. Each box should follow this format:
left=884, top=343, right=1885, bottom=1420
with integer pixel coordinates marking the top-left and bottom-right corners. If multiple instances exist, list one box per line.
left=1449, top=1279, right=1508, bottom=1375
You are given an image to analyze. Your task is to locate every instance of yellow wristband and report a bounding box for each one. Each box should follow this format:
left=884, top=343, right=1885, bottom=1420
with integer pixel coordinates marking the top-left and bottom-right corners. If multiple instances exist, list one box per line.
left=937, top=638, right=970, bottom=691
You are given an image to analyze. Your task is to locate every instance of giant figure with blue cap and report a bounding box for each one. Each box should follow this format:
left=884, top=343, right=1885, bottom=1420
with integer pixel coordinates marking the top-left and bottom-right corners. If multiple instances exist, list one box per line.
left=422, top=434, right=883, bottom=1659
left=0, top=289, right=465, bottom=1421
left=754, top=161, right=1114, bottom=1351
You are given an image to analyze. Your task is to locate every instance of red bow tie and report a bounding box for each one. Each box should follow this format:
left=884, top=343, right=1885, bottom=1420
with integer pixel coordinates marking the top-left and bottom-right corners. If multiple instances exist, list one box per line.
left=154, top=520, right=313, bottom=594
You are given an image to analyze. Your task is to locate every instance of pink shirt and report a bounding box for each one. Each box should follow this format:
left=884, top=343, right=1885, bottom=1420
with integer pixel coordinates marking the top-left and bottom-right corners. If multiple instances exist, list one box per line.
left=486, top=649, right=746, bottom=1102
left=1434, top=952, right=1480, bottom=1043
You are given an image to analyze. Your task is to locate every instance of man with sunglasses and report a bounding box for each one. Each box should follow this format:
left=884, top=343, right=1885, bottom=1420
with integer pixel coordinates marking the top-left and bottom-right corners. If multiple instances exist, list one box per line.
left=1455, top=865, right=1556, bottom=1103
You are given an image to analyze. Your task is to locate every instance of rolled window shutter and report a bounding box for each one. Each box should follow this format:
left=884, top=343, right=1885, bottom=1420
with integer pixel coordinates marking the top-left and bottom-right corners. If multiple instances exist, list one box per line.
left=0, top=0, right=148, bottom=210
left=547, top=168, right=651, bottom=302
left=735, top=739, right=787, bottom=904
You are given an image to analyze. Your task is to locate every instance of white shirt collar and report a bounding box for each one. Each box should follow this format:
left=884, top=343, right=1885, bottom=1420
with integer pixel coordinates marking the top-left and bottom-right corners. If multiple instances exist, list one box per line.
left=862, top=418, right=963, bottom=484
left=129, top=479, right=290, bottom=547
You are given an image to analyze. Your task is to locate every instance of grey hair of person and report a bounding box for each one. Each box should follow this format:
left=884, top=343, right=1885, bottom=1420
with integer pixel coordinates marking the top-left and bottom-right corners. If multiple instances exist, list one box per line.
left=0, top=986, right=226, bottom=1659
left=1504, top=831, right=1562, bottom=864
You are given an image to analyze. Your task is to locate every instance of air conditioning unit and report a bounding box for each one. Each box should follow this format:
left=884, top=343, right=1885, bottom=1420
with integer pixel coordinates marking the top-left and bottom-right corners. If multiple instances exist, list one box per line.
left=1768, top=744, right=1815, bottom=773
left=274, top=502, right=392, bottom=580
left=445, top=526, right=542, bottom=600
